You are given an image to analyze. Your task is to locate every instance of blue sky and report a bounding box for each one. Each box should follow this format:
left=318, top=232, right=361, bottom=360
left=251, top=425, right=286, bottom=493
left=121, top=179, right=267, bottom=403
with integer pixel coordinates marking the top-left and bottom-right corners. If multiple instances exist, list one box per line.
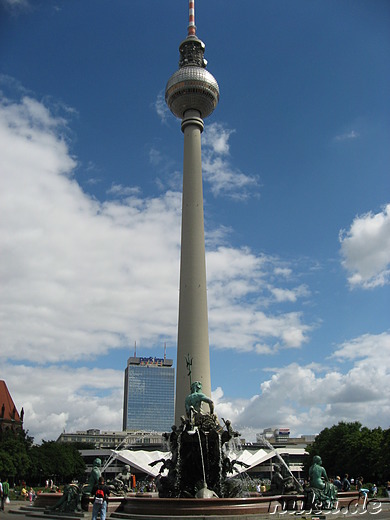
left=0, top=0, right=389, bottom=443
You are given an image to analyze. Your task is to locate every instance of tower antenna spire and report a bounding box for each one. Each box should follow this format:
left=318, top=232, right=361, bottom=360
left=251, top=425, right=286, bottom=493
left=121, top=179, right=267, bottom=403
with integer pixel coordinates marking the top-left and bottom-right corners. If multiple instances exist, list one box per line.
left=188, top=0, right=196, bottom=36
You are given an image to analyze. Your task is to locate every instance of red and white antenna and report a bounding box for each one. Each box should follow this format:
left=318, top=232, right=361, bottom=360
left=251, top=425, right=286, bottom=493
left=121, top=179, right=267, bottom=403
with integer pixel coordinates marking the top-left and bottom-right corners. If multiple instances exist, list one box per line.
left=188, top=0, right=196, bottom=36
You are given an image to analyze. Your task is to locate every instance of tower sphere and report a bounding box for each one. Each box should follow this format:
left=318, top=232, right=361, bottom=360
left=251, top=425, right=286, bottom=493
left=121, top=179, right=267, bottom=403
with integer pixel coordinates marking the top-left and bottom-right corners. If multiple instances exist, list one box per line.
left=165, top=36, right=219, bottom=120
left=165, top=66, right=219, bottom=120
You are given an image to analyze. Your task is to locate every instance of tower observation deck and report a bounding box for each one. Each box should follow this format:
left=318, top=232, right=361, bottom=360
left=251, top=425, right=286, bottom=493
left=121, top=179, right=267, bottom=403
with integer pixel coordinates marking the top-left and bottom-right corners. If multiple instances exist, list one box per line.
left=165, top=1, right=219, bottom=424
left=165, top=4, right=219, bottom=121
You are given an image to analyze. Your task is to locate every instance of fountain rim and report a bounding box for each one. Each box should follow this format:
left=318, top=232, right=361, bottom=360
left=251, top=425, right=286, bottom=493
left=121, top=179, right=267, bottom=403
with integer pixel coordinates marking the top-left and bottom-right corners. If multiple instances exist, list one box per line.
left=121, top=494, right=297, bottom=516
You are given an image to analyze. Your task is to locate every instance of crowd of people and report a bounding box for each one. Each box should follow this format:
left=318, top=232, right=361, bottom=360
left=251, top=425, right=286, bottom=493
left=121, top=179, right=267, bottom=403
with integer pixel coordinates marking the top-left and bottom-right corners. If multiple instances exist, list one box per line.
left=329, top=473, right=381, bottom=498
left=251, top=471, right=388, bottom=499
left=18, top=484, right=36, bottom=503
left=0, top=477, right=63, bottom=508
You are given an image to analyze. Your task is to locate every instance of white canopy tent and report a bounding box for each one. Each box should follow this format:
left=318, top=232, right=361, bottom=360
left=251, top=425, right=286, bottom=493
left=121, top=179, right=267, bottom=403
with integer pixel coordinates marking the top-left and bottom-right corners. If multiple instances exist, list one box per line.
left=106, top=448, right=282, bottom=478
left=110, top=449, right=172, bottom=477
left=228, top=448, right=277, bottom=476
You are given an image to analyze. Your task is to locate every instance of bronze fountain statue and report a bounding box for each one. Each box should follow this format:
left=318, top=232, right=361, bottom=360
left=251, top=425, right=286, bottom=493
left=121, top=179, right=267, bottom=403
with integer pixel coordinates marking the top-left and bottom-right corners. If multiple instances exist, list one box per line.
left=152, top=380, right=248, bottom=498
left=305, top=455, right=338, bottom=509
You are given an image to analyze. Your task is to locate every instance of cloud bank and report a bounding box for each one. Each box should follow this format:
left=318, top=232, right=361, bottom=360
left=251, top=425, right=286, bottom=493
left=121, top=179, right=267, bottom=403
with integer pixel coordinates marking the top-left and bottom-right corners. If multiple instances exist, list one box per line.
left=339, top=204, right=390, bottom=288
left=215, top=331, right=390, bottom=439
left=0, top=93, right=309, bottom=366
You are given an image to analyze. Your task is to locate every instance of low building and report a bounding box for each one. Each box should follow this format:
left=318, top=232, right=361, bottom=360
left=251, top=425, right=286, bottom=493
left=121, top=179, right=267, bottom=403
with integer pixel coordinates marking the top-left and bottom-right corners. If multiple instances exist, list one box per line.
left=59, top=427, right=312, bottom=483
left=256, top=427, right=317, bottom=447
left=57, top=428, right=164, bottom=449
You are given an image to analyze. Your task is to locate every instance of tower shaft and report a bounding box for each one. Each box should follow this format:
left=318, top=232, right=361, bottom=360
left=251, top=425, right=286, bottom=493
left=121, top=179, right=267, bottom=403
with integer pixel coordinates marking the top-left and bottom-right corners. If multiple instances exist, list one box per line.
left=165, top=1, right=219, bottom=425
left=175, top=110, right=211, bottom=423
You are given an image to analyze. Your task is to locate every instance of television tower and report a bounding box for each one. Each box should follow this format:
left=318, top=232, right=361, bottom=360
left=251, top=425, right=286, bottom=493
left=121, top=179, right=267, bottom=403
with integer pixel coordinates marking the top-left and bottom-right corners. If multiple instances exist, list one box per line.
left=165, top=0, right=219, bottom=423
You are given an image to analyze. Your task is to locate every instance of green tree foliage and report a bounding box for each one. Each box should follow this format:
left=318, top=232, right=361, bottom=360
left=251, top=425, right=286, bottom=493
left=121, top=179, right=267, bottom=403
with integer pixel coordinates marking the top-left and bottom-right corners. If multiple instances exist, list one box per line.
left=305, top=422, right=390, bottom=483
left=0, top=429, right=32, bottom=482
left=0, top=429, right=86, bottom=486
left=27, top=441, right=86, bottom=484
left=0, top=450, right=17, bottom=479
left=382, top=428, right=390, bottom=480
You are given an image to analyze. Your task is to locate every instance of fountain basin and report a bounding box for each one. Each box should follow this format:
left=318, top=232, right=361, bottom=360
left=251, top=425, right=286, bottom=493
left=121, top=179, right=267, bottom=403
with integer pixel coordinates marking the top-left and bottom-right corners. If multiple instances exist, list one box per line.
left=110, top=491, right=360, bottom=519
left=33, top=492, right=125, bottom=512
left=119, top=495, right=291, bottom=517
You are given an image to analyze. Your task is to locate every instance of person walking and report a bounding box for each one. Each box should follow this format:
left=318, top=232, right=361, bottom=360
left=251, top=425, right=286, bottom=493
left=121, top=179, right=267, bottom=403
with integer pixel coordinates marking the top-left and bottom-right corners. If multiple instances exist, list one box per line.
left=91, top=476, right=110, bottom=520
left=1, top=478, right=10, bottom=510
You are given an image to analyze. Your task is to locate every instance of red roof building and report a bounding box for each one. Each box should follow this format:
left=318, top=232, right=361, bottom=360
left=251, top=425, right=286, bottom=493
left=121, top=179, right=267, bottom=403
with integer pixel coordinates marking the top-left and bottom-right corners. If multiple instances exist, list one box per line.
left=0, top=380, right=23, bottom=432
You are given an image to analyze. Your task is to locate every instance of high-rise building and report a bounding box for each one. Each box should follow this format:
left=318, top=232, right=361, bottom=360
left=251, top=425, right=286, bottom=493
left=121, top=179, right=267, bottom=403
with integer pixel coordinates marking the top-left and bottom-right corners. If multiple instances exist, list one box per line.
left=122, top=356, right=174, bottom=432
left=165, top=0, right=219, bottom=422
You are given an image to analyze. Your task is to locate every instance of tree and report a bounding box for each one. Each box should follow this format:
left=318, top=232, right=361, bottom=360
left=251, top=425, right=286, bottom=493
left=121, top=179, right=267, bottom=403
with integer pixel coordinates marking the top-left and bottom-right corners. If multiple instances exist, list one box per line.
left=356, top=426, right=383, bottom=483
left=27, top=441, right=86, bottom=485
left=0, top=450, right=16, bottom=480
left=305, top=422, right=362, bottom=477
left=305, top=422, right=390, bottom=484
left=0, top=429, right=32, bottom=484
left=381, top=428, right=390, bottom=483
left=0, top=429, right=86, bottom=486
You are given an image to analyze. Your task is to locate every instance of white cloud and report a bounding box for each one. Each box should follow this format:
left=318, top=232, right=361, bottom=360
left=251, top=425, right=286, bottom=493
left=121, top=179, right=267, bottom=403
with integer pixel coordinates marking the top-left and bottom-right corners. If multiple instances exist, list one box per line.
left=332, top=332, right=390, bottom=362
left=269, top=285, right=310, bottom=303
left=202, top=122, right=234, bottom=155
left=213, top=387, right=248, bottom=424
left=214, top=332, right=390, bottom=439
left=207, top=247, right=312, bottom=351
left=334, top=130, right=359, bottom=142
left=1, top=0, right=29, bottom=10
left=202, top=122, right=259, bottom=199
left=339, top=204, right=390, bottom=288
left=154, top=91, right=170, bottom=125
left=273, top=267, right=292, bottom=278
left=107, top=183, right=141, bottom=197
left=4, top=364, right=123, bottom=442
left=0, top=95, right=182, bottom=363
left=202, top=155, right=259, bottom=200
left=149, top=147, right=163, bottom=166
left=154, top=99, right=259, bottom=199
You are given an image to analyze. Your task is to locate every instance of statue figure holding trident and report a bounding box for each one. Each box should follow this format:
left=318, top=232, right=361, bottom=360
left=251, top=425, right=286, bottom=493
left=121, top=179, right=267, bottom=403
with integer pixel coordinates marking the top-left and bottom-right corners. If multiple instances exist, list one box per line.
left=185, top=381, right=214, bottom=419
left=184, top=355, right=217, bottom=429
